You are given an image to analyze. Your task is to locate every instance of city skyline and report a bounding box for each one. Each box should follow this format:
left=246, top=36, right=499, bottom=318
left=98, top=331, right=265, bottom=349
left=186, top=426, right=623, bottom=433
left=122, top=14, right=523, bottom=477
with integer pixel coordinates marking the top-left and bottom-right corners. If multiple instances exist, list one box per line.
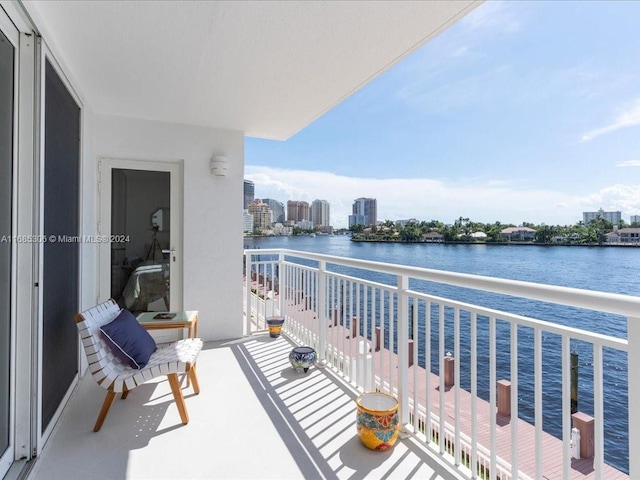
left=245, top=1, right=640, bottom=229
left=244, top=195, right=332, bottom=230
left=245, top=184, right=638, bottom=230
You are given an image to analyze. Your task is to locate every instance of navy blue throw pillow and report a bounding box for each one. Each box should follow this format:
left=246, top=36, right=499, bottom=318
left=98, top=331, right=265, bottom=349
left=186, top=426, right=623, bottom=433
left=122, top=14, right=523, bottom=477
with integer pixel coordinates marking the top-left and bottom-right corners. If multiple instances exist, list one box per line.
left=100, top=309, right=157, bottom=369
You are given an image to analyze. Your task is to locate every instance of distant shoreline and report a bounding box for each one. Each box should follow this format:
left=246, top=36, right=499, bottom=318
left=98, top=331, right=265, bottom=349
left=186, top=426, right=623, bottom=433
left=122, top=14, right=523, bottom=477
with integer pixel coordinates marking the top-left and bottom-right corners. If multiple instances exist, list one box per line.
left=350, top=239, right=640, bottom=247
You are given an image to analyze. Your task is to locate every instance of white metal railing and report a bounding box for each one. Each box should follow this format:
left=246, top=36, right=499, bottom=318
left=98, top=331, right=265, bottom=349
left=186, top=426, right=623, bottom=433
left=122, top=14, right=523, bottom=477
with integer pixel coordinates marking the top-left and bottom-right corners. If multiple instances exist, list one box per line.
left=244, top=254, right=280, bottom=331
left=410, top=400, right=533, bottom=480
left=244, top=248, right=639, bottom=480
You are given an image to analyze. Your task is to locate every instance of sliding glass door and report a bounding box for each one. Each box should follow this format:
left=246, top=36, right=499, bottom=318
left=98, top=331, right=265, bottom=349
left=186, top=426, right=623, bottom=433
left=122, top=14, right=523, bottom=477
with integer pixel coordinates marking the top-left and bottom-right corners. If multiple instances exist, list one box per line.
left=0, top=16, right=16, bottom=479
left=41, top=58, right=80, bottom=435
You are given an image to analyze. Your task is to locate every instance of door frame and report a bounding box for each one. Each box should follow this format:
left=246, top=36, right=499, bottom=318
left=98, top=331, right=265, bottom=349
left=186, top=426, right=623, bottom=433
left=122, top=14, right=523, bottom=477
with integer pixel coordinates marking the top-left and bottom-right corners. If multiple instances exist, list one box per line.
left=0, top=9, right=20, bottom=478
left=97, top=157, right=184, bottom=312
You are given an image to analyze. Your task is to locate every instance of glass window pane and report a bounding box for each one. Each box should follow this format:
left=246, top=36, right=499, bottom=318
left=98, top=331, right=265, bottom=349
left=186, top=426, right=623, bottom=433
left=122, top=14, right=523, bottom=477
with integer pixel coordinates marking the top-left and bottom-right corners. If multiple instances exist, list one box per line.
left=111, top=169, right=170, bottom=313
left=0, top=28, right=14, bottom=456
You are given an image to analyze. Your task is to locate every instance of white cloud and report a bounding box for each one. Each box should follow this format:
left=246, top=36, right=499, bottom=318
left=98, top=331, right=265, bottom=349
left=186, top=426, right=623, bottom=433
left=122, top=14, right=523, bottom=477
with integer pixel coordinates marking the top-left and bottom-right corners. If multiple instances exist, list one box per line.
left=616, top=160, right=640, bottom=167
left=581, top=99, right=640, bottom=141
left=578, top=184, right=640, bottom=215
left=245, top=166, right=637, bottom=228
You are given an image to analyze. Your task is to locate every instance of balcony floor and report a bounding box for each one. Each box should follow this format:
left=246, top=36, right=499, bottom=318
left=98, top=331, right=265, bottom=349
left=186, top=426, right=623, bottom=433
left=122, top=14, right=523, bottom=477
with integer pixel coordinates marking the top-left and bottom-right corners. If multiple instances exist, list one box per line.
left=27, top=334, right=462, bottom=480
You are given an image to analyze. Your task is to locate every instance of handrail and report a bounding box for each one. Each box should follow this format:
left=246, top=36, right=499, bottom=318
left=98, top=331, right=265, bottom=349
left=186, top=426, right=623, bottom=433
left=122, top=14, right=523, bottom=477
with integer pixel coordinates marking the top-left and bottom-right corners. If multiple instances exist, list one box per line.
left=244, top=248, right=634, bottom=478
left=276, top=254, right=628, bottom=349
left=245, top=248, right=640, bottom=318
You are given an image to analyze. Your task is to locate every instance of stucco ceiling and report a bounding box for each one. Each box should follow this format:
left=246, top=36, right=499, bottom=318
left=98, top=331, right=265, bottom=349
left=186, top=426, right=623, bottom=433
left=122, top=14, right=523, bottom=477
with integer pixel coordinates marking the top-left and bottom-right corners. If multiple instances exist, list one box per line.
left=24, top=0, right=479, bottom=140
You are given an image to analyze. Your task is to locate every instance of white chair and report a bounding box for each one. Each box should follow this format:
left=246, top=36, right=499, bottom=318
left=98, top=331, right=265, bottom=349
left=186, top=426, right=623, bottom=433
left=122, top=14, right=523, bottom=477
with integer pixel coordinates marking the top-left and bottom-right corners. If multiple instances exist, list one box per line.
left=75, top=299, right=203, bottom=431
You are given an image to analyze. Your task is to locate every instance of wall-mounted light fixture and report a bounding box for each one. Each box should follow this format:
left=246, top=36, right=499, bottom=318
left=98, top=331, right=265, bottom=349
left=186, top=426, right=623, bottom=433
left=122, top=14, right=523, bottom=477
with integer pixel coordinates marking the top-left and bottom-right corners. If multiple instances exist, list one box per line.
left=210, top=155, right=229, bottom=176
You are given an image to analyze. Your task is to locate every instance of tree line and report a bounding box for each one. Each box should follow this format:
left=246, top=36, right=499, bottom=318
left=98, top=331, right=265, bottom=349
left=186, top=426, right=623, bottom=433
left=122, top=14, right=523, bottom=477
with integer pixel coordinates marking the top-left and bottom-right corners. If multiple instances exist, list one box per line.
left=347, top=216, right=640, bottom=244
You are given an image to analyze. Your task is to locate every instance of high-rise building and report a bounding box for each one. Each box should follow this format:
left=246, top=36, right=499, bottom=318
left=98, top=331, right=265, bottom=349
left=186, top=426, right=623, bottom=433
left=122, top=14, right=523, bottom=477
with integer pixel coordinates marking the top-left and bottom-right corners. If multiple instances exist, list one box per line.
left=287, top=200, right=310, bottom=223
left=311, top=199, right=330, bottom=227
left=262, top=198, right=285, bottom=224
left=351, top=197, right=377, bottom=227
left=296, top=220, right=314, bottom=231
left=396, top=218, right=418, bottom=228
left=583, top=208, right=621, bottom=225
left=243, top=180, right=255, bottom=209
left=242, top=210, right=254, bottom=233
left=348, top=214, right=366, bottom=228
left=247, top=199, right=272, bottom=232
left=631, top=215, right=640, bottom=225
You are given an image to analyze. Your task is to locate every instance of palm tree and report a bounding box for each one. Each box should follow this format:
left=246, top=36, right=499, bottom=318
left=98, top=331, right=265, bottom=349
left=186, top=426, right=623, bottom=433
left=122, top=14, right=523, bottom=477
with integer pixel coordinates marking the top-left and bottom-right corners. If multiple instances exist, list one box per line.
left=441, top=224, right=458, bottom=242
left=535, top=225, right=556, bottom=244
left=588, top=217, right=613, bottom=245
left=485, top=221, right=503, bottom=242
left=400, top=224, right=421, bottom=243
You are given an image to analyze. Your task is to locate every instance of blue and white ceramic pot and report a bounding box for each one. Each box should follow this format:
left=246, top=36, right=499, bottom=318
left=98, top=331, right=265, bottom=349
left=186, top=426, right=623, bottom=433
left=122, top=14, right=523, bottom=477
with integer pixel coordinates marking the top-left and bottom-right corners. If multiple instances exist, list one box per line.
left=289, top=346, right=317, bottom=373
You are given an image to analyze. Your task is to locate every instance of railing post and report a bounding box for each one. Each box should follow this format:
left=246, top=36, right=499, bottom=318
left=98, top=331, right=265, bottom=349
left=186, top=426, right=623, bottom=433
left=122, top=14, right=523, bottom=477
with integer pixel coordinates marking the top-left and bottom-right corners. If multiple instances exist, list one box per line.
left=397, top=274, right=409, bottom=426
left=278, top=252, right=284, bottom=315
left=245, top=251, right=252, bottom=335
left=318, top=260, right=327, bottom=364
left=629, top=316, right=640, bottom=478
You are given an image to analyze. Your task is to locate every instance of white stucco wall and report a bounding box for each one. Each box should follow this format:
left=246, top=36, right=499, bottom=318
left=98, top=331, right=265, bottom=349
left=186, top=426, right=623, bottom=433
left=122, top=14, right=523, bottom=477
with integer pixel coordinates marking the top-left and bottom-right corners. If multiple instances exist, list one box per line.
left=92, top=114, right=244, bottom=341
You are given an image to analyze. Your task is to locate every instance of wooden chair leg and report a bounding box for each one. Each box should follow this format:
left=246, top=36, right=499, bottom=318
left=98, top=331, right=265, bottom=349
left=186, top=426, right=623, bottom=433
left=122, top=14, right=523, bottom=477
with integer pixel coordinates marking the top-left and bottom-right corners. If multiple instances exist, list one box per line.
left=167, top=373, right=189, bottom=424
left=121, top=385, right=129, bottom=400
left=188, top=365, right=200, bottom=395
left=94, top=389, right=118, bottom=432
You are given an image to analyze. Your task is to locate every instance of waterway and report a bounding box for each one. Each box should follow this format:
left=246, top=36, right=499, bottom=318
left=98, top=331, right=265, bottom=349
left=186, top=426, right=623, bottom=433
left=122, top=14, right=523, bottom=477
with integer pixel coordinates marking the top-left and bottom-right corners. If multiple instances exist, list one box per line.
left=244, top=235, right=640, bottom=473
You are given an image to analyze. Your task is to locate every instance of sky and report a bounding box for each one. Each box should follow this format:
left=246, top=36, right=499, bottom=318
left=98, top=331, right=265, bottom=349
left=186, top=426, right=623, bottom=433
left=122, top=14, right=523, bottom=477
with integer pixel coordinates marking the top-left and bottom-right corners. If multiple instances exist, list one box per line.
left=244, top=1, right=640, bottom=229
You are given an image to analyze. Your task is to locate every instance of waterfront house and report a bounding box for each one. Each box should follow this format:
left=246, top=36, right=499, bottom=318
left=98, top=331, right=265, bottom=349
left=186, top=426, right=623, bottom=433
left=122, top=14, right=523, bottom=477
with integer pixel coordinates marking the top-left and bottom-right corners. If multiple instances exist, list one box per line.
left=605, top=232, right=621, bottom=244
left=500, top=226, right=537, bottom=242
left=2, top=2, right=639, bottom=480
left=618, top=228, right=640, bottom=244
left=423, top=231, right=445, bottom=243
left=470, top=231, right=487, bottom=240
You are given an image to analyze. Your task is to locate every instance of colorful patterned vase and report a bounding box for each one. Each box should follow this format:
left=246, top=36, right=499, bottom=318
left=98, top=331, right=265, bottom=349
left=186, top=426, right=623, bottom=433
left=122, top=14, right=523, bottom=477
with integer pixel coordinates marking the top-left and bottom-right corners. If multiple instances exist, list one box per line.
left=355, top=392, right=399, bottom=451
left=289, top=346, right=317, bottom=373
left=266, top=316, right=285, bottom=338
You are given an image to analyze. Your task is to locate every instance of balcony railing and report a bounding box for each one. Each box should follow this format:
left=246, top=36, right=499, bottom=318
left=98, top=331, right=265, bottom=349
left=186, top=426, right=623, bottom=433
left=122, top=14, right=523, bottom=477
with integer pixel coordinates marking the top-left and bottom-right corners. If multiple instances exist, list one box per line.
left=244, top=248, right=640, bottom=480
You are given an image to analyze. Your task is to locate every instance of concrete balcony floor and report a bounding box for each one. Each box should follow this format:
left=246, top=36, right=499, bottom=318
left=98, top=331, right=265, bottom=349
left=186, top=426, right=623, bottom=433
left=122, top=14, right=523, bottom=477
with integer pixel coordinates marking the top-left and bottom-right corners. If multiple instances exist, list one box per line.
left=27, top=334, right=461, bottom=480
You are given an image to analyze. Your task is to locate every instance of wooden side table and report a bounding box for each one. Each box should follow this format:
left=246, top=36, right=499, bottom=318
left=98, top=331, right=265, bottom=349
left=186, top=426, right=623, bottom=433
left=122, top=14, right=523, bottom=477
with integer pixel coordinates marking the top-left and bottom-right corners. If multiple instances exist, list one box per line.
left=137, top=310, right=199, bottom=339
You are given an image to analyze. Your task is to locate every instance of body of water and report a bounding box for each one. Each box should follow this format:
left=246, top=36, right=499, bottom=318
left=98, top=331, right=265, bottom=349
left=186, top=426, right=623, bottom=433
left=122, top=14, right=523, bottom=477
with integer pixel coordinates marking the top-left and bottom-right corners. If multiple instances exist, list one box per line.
left=245, top=235, right=639, bottom=472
